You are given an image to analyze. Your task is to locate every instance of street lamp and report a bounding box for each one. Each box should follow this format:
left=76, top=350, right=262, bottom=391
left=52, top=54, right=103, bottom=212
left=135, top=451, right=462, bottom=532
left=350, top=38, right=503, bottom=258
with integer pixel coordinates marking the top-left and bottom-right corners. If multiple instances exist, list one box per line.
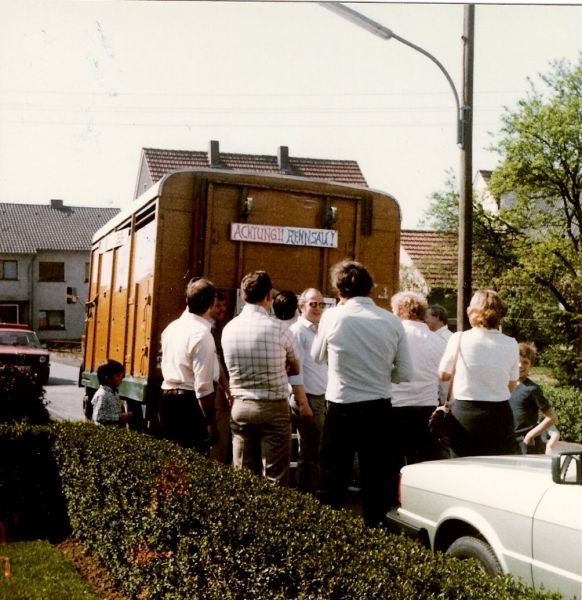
left=322, top=2, right=464, bottom=147
left=320, top=2, right=474, bottom=330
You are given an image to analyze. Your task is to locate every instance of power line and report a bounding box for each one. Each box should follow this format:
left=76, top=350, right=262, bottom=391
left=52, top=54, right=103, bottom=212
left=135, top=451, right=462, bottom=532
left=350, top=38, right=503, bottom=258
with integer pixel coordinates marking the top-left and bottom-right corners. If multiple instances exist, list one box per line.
left=0, top=118, right=499, bottom=129
left=0, top=88, right=527, bottom=98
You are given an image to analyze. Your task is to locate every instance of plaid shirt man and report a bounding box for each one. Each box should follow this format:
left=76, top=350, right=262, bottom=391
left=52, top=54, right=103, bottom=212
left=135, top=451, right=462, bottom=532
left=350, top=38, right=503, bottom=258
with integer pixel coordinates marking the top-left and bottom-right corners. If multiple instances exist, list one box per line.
left=222, top=276, right=299, bottom=487
left=222, top=304, right=297, bottom=401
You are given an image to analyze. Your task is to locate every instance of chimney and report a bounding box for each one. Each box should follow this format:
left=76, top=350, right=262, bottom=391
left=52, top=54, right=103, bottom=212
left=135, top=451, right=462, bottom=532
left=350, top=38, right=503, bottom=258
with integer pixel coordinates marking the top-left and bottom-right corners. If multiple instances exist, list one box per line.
left=50, top=199, right=64, bottom=210
left=277, top=146, right=291, bottom=174
left=208, top=140, right=221, bottom=168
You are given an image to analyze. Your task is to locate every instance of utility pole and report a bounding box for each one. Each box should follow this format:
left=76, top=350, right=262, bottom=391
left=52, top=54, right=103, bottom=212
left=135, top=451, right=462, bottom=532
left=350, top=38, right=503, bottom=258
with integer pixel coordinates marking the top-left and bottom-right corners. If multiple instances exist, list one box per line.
left=457, top=4, right=474, bottom=331
left=321, top=2, right=475, bottom=329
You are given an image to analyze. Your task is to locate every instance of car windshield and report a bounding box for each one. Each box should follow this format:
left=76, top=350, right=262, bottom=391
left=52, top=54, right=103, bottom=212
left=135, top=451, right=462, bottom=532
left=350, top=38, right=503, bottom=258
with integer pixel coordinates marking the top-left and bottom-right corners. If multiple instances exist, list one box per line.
left=0, top=331, right=41, bottom=348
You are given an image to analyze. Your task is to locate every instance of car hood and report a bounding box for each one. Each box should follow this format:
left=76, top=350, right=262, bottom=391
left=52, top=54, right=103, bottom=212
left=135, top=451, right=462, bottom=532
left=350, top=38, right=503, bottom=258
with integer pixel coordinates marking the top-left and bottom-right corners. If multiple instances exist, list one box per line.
left=400, top=455, right=554, bottom=517
left=0, top=345, right=50, bottom=358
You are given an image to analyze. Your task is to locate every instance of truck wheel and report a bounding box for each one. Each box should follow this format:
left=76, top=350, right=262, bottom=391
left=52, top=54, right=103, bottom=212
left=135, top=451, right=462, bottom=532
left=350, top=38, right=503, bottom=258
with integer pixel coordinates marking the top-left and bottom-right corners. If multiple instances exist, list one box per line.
left=446, top=536, right=501, bottom=577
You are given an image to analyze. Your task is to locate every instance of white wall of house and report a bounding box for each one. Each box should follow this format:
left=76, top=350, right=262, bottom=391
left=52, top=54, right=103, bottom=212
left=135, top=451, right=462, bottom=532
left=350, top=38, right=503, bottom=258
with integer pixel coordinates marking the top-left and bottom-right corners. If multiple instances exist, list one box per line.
left=133, top=158, right=152, bottom=199
left=0, top=254, right=33, bottom=323
left=32, top=250, right=89, bottom=341
left=473, top=171, right=517, bottom=214
left=0, top=250, right=90, bottom=341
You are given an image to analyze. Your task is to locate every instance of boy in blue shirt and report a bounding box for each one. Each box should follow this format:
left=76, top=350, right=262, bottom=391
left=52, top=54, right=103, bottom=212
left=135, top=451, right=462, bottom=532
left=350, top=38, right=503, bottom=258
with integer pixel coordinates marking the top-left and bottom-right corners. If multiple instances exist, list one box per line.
left=509, top=343, right=557, bottom=454
left=91, top=359, right=132, bottom=426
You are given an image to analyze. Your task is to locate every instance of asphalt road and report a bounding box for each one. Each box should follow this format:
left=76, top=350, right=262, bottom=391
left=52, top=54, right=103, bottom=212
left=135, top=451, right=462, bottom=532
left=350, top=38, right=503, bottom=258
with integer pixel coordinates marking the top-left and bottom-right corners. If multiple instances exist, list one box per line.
left=45, top=354, right=85, bottom=422
left=43, top=354, right=582, bottom=456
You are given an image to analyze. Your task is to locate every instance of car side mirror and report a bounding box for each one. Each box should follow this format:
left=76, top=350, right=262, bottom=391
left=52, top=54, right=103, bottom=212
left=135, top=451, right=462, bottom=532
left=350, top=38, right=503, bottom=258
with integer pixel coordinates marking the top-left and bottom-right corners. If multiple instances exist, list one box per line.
left=551, top=452, right=582, bottom=485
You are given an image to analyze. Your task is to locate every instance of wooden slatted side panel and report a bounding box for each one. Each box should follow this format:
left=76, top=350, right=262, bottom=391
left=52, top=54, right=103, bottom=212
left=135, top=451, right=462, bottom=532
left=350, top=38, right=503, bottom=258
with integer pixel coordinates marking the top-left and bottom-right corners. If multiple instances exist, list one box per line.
left=83, top=247, right=101, bottom=372
left=358, top=191, right=402, bottom=311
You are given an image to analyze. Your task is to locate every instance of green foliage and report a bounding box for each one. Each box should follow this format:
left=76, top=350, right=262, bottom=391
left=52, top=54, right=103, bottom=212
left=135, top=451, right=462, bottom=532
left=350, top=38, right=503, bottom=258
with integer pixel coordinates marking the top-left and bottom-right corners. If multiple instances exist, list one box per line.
left=540, top=382, right=582, bottom=444
left=423, top=57, right=582, bottom=360
left=0, top=423, right=561, bottom=600
left=0, top=541, right=99, bottom=600
left=0, top=365, right=50, bottom=425
left=419, top=170, right=460, bottom=234
left=0, top=424, right=70, bottom=542
left=489, top=56, right=582, bottom=346
left=541, top=343, right=582, bottom=387
left=419, top=171, right=510, bottom=289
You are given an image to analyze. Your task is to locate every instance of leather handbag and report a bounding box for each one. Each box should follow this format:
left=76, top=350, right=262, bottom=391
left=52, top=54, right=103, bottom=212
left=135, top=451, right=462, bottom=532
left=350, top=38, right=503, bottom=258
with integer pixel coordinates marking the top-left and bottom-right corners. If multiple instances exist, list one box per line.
left=428, top=403, right=452, bottom=440
left=428, top=333, right=463, bottom=442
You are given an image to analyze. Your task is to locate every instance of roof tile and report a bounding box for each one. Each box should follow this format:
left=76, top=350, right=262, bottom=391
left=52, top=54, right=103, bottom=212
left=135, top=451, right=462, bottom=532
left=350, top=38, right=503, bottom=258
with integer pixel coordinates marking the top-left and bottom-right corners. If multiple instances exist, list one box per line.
left=401, top=230, right=457, bottom=288
left=143, top=147, right=367, bottom=186
left=0, top=203, right=120, bottom=253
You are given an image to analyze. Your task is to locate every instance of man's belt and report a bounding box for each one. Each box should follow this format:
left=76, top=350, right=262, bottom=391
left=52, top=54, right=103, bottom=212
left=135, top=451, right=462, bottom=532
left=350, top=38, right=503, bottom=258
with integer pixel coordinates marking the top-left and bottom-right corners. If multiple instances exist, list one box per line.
left=161, top=389, right=195, bottom=396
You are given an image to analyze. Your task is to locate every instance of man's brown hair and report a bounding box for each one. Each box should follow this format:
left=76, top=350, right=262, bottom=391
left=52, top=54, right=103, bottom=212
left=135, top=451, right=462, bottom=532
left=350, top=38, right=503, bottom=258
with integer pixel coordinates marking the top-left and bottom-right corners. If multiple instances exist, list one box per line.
left=186, top=278, right=216, bottom=315
left=241, top=271, right=272, bottom=304
left=330, top=260, right=374, bottom=299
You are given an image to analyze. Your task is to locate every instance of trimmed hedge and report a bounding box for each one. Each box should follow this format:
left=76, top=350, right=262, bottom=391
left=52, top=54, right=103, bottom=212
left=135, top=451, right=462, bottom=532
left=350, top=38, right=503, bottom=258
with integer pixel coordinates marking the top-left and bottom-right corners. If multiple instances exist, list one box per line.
left=0, top=424, right=70, bottom=542
left=540, top=382, right=582, bottom=444
left=0, top=365, right=50, bottom=425
left=0, top=423, right=561, bottom=599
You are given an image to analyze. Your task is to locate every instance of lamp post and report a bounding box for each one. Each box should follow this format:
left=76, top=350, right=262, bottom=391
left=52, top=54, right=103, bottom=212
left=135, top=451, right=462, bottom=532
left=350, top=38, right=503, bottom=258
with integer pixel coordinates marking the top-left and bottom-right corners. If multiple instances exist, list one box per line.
left=320, top=2, right=474, bottom=330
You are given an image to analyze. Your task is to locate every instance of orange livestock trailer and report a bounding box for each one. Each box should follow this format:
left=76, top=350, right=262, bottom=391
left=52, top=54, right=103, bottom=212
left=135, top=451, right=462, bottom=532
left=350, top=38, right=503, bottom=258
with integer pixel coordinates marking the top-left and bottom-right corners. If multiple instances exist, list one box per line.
left=81, top=168, right=401, bottom=423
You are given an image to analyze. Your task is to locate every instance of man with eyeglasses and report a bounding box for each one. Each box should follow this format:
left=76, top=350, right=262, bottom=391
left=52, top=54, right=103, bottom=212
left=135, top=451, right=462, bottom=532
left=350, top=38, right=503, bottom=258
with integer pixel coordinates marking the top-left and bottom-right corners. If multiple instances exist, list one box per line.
left=288, top=288, right=328, bottom=494
left=312, top=260, right=413, bottom=527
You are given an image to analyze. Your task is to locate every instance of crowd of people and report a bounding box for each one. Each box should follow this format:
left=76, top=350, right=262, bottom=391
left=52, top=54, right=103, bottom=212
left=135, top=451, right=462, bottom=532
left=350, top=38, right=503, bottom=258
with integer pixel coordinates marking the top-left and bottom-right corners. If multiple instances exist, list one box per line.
left=90, top=259, right=559, bottom=528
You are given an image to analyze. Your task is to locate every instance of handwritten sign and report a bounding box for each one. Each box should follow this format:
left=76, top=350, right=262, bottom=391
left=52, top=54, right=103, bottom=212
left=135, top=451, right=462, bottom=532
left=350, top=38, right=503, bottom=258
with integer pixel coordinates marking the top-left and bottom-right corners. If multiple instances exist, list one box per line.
left=230, top=223, right=338, bottom=249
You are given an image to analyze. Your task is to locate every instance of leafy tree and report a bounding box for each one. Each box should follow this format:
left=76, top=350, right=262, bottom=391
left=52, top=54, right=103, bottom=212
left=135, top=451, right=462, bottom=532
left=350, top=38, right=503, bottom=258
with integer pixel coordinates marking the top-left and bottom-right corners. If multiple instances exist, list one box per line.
left=490, top=56, right=582, bottom=381
left=422, top=57, right=582, bottom=383
left=420, top=170, right=512, bottom=287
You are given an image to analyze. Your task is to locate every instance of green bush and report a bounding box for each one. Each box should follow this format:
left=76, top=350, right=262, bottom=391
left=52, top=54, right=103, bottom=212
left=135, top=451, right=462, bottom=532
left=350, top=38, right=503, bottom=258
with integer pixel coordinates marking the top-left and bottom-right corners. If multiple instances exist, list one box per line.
left=0, top=424, right=70, bottom=542
left=0, top=365, right=50, bottom=425
left=540, top=344, right=582, bottom=387
left=0, top=424, right=562, bottom=599
left=540, top=382, right=582, bottom=444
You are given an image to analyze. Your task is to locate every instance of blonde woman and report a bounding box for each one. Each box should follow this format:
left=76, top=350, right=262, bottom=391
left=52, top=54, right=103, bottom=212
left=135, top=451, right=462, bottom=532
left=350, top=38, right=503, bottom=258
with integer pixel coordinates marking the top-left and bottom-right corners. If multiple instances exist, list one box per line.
left=439, top=290, right=519, bottom=457
left=391, top=291, right=447, bottom=466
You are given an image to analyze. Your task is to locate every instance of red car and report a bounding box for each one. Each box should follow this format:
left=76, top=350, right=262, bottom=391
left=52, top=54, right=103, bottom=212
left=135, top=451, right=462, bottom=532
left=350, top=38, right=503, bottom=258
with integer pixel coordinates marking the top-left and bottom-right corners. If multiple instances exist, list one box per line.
left=0, top=323, right=50, bottom=385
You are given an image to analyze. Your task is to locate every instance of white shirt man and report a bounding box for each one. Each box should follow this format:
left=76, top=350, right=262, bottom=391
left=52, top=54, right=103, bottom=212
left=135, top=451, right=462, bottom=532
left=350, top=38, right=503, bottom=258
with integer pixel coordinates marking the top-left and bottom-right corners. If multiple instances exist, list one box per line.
left=159, top=278, right=218, bottom=453
left=288, top=288, right=328, bottom=493
left=311, top=260, right=412, bottom=526
left=426, top=305, right=453, bottom=342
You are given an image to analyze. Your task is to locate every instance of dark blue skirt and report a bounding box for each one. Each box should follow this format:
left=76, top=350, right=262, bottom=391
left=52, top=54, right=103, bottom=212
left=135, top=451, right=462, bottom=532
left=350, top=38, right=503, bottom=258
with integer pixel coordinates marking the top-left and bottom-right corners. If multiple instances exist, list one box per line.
left=450, top=399, right=517, bottom=457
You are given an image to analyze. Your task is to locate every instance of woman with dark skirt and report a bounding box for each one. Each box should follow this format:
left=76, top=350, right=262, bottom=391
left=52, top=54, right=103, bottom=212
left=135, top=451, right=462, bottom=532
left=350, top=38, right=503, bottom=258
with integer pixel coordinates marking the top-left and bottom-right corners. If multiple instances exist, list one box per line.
left=438, top=290, right=519, bottom=457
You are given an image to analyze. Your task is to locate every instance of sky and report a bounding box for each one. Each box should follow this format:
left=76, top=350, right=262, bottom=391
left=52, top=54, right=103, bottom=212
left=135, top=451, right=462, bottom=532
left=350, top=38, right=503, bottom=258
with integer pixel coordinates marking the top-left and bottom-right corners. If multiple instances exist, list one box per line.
left=1, top=1, right=581, bottom=230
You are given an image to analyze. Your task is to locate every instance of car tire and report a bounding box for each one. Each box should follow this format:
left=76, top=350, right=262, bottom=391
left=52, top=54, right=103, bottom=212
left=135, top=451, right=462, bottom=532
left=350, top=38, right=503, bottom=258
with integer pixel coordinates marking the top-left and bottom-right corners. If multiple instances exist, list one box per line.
left=446, top=536, right=502, bottom=577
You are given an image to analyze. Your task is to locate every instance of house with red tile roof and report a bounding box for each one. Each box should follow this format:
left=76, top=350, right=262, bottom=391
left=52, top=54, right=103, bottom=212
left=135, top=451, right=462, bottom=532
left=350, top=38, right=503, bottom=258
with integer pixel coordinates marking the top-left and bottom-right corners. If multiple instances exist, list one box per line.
left=0, top=200, right=119, bottom=342
left=400, top=229, right=458, bottom=325
left=134, top=140, right=368, bottom=198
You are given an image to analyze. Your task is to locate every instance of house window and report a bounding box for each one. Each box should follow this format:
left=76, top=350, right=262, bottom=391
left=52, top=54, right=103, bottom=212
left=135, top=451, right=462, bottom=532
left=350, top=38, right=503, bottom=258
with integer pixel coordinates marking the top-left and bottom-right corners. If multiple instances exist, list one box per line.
left=85, top=262, right=90, bottom=283
left=39, top=261, right=65, bottom=282
left=0, top=260, right=17, bottom=280
left=39, top=310, right=65, bottom=330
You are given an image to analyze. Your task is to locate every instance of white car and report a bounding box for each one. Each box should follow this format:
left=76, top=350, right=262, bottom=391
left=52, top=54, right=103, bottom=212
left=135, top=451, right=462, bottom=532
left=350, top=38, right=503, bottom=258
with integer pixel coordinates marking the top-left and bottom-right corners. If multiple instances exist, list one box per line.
left=385, top=452, right=582, bottom=599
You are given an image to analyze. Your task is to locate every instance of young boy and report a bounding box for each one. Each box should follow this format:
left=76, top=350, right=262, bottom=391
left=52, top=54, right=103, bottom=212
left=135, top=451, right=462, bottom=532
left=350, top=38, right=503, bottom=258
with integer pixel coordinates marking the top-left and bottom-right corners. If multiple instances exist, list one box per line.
left=541, top=424, right=561, bottom=455
left=509, top=342, right=557, bottom=454
left=91, top=359, right=132, bottom=427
